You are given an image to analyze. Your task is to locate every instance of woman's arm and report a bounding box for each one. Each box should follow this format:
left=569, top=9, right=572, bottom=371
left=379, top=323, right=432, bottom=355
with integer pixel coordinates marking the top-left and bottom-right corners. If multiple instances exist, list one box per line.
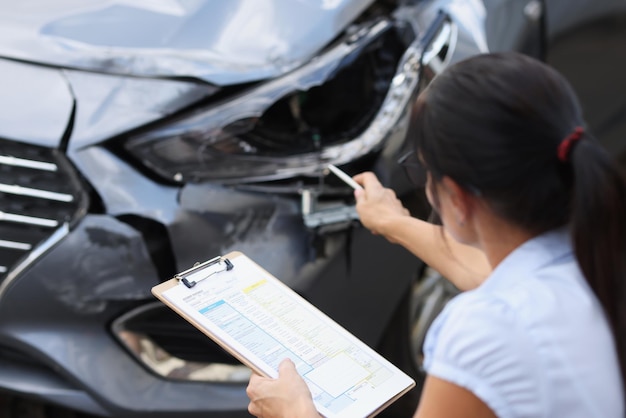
left=353, top=172, right=490, bottom=291
left=414, top=375, right=497, bottom=418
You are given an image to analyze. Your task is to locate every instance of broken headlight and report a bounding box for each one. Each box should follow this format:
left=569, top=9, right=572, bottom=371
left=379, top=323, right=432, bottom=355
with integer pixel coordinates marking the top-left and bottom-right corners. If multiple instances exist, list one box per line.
left=124, top=20, right=421, bottom=184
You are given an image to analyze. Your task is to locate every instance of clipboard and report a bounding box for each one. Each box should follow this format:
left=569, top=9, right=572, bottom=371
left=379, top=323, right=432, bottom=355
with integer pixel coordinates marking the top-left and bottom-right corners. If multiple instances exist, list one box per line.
left=152, top=251, right=415, bottom=418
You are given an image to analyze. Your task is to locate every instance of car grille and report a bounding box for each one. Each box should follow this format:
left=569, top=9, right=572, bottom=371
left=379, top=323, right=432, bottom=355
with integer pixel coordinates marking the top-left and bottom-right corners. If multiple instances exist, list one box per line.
left=0, top=139, right=87, bottom=283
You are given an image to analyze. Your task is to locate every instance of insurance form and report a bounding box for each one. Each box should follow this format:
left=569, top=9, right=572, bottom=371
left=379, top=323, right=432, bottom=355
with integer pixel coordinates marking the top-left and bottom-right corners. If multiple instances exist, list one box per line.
left=152, top=252, right=414, bottom=418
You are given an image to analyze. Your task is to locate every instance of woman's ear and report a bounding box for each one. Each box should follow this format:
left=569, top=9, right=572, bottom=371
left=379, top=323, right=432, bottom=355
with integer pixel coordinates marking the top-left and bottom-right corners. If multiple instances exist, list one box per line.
left=440, top=176, right=474, bottom=226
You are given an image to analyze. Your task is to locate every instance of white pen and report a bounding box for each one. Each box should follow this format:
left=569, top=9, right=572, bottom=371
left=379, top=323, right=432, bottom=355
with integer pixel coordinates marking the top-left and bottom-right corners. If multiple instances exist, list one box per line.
left=326, top=164, right=363, bottom=190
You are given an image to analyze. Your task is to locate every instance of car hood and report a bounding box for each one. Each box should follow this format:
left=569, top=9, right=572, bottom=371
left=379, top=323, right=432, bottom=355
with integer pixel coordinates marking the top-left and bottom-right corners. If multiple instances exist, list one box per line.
left=0, top=0, right=374, bottom=86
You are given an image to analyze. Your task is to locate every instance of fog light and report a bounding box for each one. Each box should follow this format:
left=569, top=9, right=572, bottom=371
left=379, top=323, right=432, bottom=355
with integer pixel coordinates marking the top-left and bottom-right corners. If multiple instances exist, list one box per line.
left=112, top=302, right=251, bottom=382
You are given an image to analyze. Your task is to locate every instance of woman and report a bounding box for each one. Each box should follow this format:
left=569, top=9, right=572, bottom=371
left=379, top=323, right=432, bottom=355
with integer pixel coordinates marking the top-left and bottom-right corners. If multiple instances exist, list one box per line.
left=246, top=52, right=625, bottom=417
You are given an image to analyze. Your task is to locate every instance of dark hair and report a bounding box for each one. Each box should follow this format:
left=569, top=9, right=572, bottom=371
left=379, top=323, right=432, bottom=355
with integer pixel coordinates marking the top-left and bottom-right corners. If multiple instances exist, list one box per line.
left=413, top=52, right=626, bottom=390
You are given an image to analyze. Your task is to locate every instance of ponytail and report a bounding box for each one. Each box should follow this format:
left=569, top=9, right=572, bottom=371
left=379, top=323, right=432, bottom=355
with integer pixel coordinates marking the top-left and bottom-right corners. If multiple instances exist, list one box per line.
left=570, top=136, right=626, bottom=393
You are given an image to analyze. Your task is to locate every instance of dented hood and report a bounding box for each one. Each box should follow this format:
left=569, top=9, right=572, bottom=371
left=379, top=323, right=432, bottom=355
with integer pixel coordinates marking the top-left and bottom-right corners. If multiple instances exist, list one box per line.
left=0, top=0, right=374, bottom=86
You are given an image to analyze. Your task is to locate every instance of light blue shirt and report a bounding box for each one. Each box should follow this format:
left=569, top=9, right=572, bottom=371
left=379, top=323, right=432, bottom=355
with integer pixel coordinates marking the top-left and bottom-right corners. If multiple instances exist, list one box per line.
left=423, top=229, right=624, bottom=417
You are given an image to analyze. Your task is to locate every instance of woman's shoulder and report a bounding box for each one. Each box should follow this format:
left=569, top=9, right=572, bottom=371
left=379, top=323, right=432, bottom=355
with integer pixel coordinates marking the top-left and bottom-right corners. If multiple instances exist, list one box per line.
left=432, top=266, right=597, bottom=349
left=427, top=289, right=520, bottom=348
left=422, top=290, right=548, bottom=417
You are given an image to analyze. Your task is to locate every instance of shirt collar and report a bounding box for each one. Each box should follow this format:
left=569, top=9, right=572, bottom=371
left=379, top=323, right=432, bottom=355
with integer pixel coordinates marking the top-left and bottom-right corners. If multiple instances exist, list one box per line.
left=478, top=227, right=574, bottom=292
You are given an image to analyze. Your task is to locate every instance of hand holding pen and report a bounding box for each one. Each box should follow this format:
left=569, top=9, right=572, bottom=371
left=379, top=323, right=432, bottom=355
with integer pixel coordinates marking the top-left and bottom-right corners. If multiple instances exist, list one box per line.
left=326, top=165, right=410, bottom=238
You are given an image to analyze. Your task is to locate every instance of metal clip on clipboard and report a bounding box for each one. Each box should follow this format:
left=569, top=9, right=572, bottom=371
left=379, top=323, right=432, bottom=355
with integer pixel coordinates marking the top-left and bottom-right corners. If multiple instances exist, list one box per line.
left=175, top=256, right=234, bottom=288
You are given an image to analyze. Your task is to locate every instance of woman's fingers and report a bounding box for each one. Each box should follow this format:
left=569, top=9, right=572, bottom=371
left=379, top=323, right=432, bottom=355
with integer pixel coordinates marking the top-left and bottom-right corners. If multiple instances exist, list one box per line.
left=352, top=171, right=410, bottom=239
left=353, top=171, right=384, bottom=192
left=278, top=358, right=296, bottom=375
left=246, top=359, right=319, bottom=418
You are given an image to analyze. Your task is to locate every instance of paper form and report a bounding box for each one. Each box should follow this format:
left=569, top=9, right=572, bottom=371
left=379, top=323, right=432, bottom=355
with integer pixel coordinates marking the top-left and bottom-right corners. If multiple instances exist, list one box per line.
left=157, top=253, right=414, bottom=418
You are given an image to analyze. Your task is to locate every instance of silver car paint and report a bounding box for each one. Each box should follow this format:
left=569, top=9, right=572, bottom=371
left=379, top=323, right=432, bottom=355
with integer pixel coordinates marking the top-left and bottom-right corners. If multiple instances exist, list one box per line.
left=0, top=0, right=375, bottom=85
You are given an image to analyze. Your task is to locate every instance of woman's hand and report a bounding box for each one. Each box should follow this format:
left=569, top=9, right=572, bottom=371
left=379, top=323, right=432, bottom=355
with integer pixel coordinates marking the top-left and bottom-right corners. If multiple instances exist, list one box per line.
left=246, top=359, right=320, bottom=418
left=353, top=172, right=411, bottom=242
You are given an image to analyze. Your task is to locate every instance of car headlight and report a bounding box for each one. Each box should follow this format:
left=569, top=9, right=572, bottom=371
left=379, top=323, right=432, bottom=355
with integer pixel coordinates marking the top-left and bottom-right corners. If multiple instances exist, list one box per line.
left=124, top=19, right=422, bottom=184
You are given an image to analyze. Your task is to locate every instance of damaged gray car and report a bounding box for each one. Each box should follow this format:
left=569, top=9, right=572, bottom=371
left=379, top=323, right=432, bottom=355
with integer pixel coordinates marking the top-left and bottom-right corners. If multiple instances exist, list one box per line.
left=0, top=0, right=625, bottom=417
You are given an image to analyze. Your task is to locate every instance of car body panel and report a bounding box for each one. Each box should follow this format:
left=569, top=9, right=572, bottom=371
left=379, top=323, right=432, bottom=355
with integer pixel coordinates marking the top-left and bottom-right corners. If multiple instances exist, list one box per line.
left=65, top=70, right=217, bottom=150
left=0, top=0, right=375, bottom=85
left=0, top=215, right=251, bottom=417
left=0, top=353, right=110, bottom=416
left=70, top=147, right=180, bottom=220
left=0, top=59, right=73, bottom=148
left=403, top=0, right=489, bottom=60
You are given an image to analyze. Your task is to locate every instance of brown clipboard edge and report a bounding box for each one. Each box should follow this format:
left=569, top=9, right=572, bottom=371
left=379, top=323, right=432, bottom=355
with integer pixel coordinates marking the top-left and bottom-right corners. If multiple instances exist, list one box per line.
left=151, top=250, right=416, bottom=418
left=367, top=382, right=416, bottom=418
